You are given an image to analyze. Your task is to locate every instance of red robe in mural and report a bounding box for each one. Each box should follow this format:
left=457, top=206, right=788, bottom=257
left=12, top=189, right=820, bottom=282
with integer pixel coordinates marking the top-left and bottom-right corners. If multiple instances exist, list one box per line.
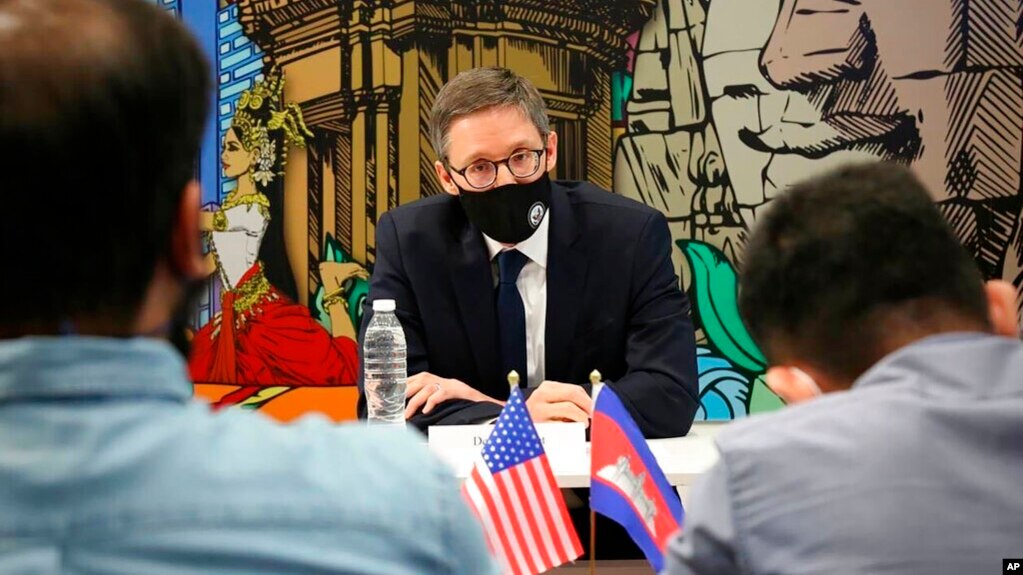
left=189, top=195, right=358, bottom=408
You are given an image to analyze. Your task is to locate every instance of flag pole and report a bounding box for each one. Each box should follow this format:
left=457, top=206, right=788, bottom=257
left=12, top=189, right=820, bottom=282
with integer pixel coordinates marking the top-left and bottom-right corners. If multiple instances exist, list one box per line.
left=589, top=369, right=602, bottom=575
left=589, top=509, right=597, bottom=575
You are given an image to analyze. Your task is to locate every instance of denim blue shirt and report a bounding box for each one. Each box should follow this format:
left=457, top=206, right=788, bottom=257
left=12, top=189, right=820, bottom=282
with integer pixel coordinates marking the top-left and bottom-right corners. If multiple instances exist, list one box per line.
left=0, top=337, right=499, bottom=574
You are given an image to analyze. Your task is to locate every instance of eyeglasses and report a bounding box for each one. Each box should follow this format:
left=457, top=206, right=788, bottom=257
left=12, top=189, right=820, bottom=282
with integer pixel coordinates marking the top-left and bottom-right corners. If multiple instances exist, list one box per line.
left=447, top=146, right=547, bottom=190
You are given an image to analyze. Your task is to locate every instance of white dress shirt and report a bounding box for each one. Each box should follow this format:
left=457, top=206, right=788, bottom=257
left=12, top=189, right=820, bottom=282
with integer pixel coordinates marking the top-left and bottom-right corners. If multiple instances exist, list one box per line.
left=482, top=213, right=549, bottom=388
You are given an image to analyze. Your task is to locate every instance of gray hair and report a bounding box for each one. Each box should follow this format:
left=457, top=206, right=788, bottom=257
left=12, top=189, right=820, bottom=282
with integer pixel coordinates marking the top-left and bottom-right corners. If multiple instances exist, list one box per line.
left=429, top=67, right=550, bottom=161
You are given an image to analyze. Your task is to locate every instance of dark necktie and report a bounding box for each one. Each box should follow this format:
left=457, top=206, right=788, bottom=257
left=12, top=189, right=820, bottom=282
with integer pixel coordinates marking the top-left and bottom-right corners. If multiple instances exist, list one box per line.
left=496, top=249, right=529, bottom=388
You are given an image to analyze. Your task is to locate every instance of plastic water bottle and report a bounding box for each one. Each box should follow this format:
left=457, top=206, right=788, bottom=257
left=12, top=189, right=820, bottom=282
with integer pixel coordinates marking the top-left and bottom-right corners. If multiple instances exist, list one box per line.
left=363, top=299, right=407, bottom=426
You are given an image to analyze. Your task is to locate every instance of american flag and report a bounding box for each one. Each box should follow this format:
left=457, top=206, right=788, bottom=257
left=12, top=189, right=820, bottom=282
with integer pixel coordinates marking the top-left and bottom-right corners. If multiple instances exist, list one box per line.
left=461, top=387, right=583, bottom=575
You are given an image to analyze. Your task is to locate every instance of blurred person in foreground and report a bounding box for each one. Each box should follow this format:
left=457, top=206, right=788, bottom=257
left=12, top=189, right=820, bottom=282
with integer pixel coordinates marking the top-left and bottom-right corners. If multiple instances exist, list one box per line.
left=662, top=162, right=1023, bottom=575
left=0, top=1, right=495, bottom=573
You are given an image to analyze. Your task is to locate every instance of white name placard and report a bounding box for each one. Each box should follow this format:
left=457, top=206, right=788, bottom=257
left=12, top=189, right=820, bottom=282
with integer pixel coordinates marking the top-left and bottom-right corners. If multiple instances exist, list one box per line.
left=428, top=422, right=586, bottom=457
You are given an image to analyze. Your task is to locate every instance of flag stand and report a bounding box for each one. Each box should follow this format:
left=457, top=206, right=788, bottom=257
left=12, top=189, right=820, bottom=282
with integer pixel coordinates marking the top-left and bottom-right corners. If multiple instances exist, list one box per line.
left=589, top=509, right=596, bottom=575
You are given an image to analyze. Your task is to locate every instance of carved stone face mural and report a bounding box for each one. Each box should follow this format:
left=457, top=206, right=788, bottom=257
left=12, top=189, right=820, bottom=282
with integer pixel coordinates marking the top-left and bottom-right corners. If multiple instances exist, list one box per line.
left=758, top=0, right=1023, bottom=289
left=150, top=0, right=1019, bottom=422
left=703, top=0, right=881, bottom=222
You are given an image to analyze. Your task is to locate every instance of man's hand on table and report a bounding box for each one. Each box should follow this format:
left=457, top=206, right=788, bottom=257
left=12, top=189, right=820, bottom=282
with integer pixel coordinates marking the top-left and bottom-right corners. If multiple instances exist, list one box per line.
left=404, top=372, right=503, bottom=419
left=526, top=381, right=593, bottom=425
left=404, top=375, right=594, bottom=425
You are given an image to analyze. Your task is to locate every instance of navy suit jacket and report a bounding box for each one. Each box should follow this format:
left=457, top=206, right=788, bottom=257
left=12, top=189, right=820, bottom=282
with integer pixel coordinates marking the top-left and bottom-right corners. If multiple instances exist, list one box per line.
left=358, top=180, right=698, bottom=438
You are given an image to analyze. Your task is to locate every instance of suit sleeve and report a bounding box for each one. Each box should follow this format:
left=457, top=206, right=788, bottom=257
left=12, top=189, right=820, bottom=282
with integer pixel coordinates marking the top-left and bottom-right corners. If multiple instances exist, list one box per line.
left=357, top=211, right=430, bottom=418
left=609, top=210, right=699, bottom=438
left=660, top=459, right=744, bottom=575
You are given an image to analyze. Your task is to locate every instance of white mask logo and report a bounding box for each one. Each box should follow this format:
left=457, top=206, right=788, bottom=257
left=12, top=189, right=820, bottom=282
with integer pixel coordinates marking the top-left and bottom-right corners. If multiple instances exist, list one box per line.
left=528, top=202, right=546, bottom=229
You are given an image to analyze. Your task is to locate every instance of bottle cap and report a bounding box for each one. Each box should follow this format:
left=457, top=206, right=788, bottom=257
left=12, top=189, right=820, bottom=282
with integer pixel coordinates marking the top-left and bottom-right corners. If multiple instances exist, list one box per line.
left=372, top=299, right=396, bottom=312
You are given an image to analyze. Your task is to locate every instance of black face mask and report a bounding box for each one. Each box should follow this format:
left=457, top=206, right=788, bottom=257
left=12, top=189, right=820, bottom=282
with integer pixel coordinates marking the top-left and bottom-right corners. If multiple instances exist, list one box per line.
left=457, top=173, right=551, bottom=244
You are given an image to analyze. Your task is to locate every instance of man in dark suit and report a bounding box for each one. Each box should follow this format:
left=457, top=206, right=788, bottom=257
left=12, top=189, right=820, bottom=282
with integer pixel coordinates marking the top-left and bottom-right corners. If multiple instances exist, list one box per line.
left=360, top=67, right=698, bottom=438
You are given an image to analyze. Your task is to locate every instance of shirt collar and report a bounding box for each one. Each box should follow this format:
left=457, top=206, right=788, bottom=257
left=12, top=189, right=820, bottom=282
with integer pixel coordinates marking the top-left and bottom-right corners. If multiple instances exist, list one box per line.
left=0, top=336, right=192, bottom=403
left=482, top=210, right=550, bottom=269
left=851, top=331, right=1001, bottom=392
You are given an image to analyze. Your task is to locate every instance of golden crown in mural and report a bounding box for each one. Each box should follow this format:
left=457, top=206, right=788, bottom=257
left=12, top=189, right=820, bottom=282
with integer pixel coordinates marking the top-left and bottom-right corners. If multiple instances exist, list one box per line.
left=231, top=67, right=313, bottom=185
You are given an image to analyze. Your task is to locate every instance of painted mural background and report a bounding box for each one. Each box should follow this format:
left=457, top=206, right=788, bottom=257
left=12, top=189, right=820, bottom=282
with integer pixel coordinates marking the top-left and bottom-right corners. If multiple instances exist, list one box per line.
left=154, top=0, right=1022, bottom=422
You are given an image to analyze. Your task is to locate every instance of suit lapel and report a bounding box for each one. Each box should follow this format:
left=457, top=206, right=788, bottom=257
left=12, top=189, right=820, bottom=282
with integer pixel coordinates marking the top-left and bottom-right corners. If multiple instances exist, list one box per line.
left=544, top=183, right=587, bottom=382
left=449, top=218, right=504, bottom=399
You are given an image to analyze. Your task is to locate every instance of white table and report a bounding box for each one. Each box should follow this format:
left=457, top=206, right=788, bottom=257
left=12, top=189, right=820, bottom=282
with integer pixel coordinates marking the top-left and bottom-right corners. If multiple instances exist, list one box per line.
left=430, top=421, right=727, bottom=505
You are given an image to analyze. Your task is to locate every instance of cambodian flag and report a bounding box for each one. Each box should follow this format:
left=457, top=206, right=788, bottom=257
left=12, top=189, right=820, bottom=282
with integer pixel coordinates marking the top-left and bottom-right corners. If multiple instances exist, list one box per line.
left=589, top=386, right=685, bottom=571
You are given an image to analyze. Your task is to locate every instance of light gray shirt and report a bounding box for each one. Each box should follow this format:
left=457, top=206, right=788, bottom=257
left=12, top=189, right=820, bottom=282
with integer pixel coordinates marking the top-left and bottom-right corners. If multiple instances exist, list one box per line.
left=662, top=332, right=1023, bottom=575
